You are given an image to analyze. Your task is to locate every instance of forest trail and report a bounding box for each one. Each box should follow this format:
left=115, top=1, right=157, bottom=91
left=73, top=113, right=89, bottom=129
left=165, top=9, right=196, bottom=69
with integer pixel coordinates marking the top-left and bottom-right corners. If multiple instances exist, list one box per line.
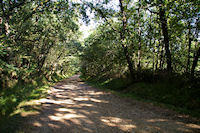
left=21, top=75, right=200, bottom=133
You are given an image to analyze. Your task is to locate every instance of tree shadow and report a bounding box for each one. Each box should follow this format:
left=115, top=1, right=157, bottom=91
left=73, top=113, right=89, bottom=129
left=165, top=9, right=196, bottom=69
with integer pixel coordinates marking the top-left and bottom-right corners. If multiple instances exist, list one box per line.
left=0, top=79, right=49, bottom=133
left=2, top=76, right=200, bottom=133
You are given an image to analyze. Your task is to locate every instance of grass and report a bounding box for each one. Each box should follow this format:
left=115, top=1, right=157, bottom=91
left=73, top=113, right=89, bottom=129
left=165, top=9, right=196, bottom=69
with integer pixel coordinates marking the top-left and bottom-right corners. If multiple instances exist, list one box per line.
left=0, top=78, right=49, bottom=133
left=82, top=76, right=200, bottom=118
left=122, top=82, right=200, bottom=118
left=0, top=78, right=49, bottom=117
left=0, top=73, right=70, bottom=133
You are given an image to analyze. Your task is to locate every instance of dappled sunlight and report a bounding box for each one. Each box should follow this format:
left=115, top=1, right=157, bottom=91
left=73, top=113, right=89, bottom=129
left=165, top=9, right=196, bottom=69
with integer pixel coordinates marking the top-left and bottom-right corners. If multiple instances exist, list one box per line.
left=48, top=123, right=60, bottom=128
left=20, top=111, right=40, bottom=117
left=100, top=116, right=136, bottom=131
left=18, top=99, right=41, bottom=107
left=48, top=111, right=89, bottom=126
left=74, top=97, right=89, bottom=101
left=87, top=91, right=105, bottom=95
left=54, top=85, right=77, bottom=90
left=70, top=118, right=82, bottom=125
left=90, top=98, right=108, bottom=103
left=56, top=108, right=75, bottom=112
left=73, top=97, right=108, bottom=103
left=186, top=124, right=200, bottom=129
left=49, top=115, right=63, bottom=121
left=35, top=98, right=76, bottom=105
left=147, top=119, right=169, bottom=122
left=20, top=76, right=200, bottom=133
left=54, top=94, right=69, bottom=99
left=33, top=122, right=42, bottom=127
left=63, top=113, right=86, bottom=119
left=79, top=103, right=93, bottom=107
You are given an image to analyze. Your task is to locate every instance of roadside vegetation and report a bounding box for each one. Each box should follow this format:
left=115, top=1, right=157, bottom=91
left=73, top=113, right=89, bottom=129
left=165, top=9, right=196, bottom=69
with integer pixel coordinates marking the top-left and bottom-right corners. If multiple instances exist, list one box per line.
left=0, top=0, right=199, bottom=131
left=0, top=0, right=81, bottom=132
left=82, top=75, right=200, bottom=118
left=80, top=0, right=200, bottom=117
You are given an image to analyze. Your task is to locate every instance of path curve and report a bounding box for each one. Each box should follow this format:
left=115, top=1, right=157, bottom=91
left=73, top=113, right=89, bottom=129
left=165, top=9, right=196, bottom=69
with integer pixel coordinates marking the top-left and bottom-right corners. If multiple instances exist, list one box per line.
left=21, top=75, right=200, bottom=133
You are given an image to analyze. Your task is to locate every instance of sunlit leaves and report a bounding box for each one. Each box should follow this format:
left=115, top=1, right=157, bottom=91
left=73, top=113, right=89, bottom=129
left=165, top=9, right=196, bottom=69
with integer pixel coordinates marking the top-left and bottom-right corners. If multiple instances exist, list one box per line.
left=0, top=0, right=82, bottom=88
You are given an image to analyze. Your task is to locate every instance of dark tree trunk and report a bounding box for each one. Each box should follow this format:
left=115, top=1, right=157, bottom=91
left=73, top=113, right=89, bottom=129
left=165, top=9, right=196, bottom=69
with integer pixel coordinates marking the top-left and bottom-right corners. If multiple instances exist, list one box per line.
left=159, top=40, right=164, bottom=69
left=137, top=31, right=142, bottom=71
left=121, top=41, right=135, bottom=78
left=159, top=7, right=172, bottom=72
left=119, top=0, right=134, bottom=79
left=186, top=26, right=192, bottom=73
left=37, top=41, right=53, bottom=74
left=152, top=41, right=155, bottom=71
left=190, top=18, right=200, bottom=77
left=191, top=47, right=200, bottom=77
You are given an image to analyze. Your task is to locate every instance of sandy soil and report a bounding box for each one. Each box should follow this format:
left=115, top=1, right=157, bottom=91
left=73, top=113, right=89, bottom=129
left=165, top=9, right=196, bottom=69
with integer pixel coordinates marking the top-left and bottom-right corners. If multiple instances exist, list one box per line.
left=21, top=75, right=200, bottom=133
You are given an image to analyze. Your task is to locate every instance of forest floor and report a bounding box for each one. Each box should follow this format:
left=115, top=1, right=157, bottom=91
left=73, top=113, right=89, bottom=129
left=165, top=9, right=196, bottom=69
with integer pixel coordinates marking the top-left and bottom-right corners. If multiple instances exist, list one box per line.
left=18, top=75, right=200, bottom=133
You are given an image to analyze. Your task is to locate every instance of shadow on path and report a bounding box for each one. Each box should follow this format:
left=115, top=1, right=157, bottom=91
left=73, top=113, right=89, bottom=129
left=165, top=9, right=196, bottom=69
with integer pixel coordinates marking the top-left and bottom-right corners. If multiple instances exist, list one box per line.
left=12, top=75, right=200, bottom=133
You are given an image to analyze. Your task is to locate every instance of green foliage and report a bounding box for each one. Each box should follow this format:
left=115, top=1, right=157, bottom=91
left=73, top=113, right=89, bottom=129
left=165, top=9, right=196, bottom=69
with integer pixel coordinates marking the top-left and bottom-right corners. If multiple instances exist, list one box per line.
left=0, top=78, right=48, bottom=118
left=0, top=0, right=199, bottom=125
left=0, top=0, right=83, bottom=89
left=0, top=73, right=70, bottom=132
left=128, top=80, right=200, bottom=117
left=81, top=24, right=128, bottom=79
left=81, top=0, right=200, bottom=79
left=0, top=1, right=83, bottom=131
left=80, top=0, right=200, bottom=118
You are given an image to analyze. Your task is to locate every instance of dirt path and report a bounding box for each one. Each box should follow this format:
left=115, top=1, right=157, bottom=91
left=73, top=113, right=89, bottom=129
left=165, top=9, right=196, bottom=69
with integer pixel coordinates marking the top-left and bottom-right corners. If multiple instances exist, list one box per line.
left=21, top=75, right=200, bottom=133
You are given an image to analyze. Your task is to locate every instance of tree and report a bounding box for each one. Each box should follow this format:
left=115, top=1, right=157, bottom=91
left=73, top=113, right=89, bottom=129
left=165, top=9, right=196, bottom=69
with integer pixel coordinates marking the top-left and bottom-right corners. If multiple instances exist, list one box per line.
left=0, top=0, right=82, bottom=88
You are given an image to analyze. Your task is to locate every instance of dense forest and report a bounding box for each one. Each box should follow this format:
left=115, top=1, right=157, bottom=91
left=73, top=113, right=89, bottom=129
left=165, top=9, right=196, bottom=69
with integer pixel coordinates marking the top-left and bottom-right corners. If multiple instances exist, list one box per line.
left=80, top=0, right=200, bottom=115
left=0, top=0, right=200, bottom=126
left=0, top=0, right=84, bottom=120
left=0, top=0, right=83, bottom=89
left=81, top=0, right=199, bottom=79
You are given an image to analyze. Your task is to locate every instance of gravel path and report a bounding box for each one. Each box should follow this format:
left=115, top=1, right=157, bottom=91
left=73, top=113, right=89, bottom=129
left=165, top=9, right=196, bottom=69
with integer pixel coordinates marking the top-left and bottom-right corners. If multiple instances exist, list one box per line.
left=21, top=75, right=200, bottom=133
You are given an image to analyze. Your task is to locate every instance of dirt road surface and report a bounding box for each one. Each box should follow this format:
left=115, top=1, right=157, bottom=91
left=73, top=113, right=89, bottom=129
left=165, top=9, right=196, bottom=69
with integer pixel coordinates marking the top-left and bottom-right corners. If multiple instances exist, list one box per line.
left=21, top=75, right=200, bottom=133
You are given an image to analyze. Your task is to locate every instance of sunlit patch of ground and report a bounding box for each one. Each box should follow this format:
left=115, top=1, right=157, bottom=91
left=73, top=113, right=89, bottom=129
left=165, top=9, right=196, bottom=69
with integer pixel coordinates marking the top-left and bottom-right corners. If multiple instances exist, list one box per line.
left=100, top=116, right=137, bottom=131
left=146, top=119, right=169, bottom=122
left=186, top=124, right=200, bottom=129
left=33, top=121, right=42, bottom=127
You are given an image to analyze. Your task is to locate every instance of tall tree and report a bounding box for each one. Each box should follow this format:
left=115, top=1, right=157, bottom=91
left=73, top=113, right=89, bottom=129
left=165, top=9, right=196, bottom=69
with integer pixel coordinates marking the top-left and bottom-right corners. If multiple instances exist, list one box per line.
left=119, top=0, right=134, bottom=78
left=158, top=1, right=172, bottom=72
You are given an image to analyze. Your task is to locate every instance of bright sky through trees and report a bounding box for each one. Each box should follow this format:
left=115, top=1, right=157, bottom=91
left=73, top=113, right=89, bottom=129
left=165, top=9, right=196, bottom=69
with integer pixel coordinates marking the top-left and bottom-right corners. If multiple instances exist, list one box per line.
left=78, top=0, right=121, bottom=40
left=79, top=11, right=97, bottom=40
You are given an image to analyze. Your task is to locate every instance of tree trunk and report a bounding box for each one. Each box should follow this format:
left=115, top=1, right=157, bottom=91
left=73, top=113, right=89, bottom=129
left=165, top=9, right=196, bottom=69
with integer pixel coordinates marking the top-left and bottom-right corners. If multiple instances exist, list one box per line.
left=137, top=1, right=142, bottom=70
left=190, top=17, right=200, bottom=77
left=138, top=43, right=141, bottom=70
left=119, top=0, right=134, bottom=79
left=191, top=47, right=200, bottom=77
left=159, top=7, right=172, bottom=72
left=186, top=24, right=192, bottom=73
left=38, top=41, right=53, bottom=74
left=121, top=41, right=135, bottom=78
left=152, top=41, right=155, bottom=71
left=159, top=40, right=164, bottom=69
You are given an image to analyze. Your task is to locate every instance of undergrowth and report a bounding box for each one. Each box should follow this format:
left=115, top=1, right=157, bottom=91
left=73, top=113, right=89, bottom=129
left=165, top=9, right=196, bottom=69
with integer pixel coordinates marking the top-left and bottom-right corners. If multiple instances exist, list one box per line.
left=0, top=73, right=69, bottom=133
